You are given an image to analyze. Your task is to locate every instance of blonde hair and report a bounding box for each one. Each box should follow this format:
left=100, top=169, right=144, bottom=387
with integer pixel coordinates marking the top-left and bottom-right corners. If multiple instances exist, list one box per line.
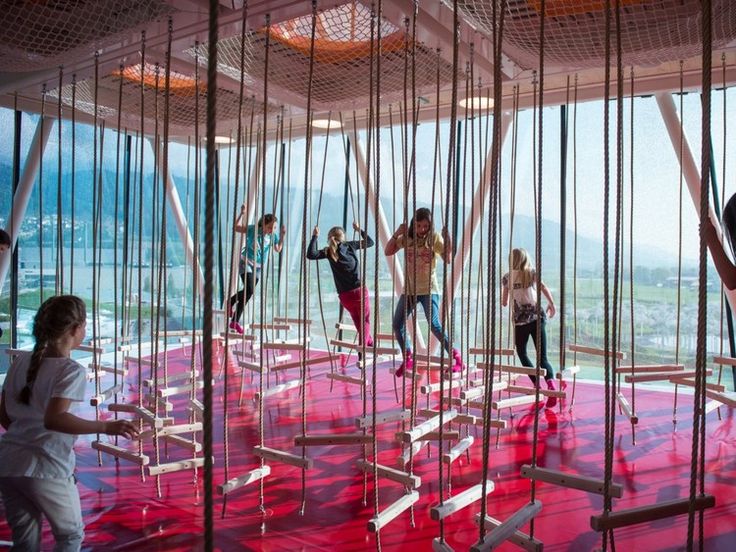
left=325, top=226, right=346, bottom=262
left=509, top=248, right=534, bottom=288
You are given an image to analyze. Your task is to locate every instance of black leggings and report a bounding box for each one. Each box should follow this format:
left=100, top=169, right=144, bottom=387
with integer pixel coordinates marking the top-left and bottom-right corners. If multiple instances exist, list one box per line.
left=514, top=319, right=555, bottom=383
left=229, top=273, right=258, bottom=322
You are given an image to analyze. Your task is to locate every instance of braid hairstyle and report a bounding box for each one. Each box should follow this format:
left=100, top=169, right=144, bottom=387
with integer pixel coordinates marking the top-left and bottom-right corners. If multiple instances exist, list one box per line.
left=325, top=226, right=345, bottom=262
left=18, top=295, right=86, bottom=405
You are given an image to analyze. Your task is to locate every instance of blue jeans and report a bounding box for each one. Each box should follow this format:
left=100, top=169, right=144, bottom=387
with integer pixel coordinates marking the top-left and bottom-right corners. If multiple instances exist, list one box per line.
left=0, top=475, right=84, bottom=551
left=392, top=294, right=452, bottom=355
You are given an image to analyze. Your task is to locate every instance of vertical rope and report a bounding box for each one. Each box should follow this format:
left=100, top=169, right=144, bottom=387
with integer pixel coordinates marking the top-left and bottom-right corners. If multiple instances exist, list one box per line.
left=56, top=65, right=63, bottom=294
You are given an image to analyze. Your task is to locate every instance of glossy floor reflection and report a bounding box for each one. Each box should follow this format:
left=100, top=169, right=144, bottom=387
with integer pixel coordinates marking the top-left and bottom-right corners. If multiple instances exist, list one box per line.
left=1, top=345, right=734, bottom=551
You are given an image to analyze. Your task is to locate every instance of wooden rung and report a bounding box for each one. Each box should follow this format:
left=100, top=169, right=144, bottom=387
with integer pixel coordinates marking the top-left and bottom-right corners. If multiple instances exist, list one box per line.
left=355, top=409, right=411, bottom=429
left=397, top=440, right=428, bottom=467
left=148, top=457, right=207, bottom=477
left=90, top=384, right=123, bottom=407
left=669, top=377, right=726, bottom=392
left=568, top=344, right=626, bottom=360
left=431, top=538, right=454, bottom=552
left=189, top=399, right=204, bottom=413
left=521, top=465, right=623, bottom=497
left=247, top=323, right=292, bottom=331
left=294, top=433, right=373, bottom=446
left=422, top=380, right=466, bottom=395
left=162, top=434, right=202, bottom=453
left=430, top=481, right=495, bottom=521
left=255, top=379, right=301, bottom=400
left=413, top=430, right=459, bottom=441
left=389, top=366, right=424, bottom=380
left=556, top=365, right=581, bottom=378
left=477, top=363, right=547, bottom=377
left=334, top=323, right=357, bottom=332
left=91, top=363, right=129, bottom=377
left=91, top=441, right=149, bottom=466
left=261, top=342, right=305, bottom=351
left=624, top=369, right=711, bottom=384
left=367, top=491, right=420, bottom=532
left=462, top=378, right=514, bottom=397
left=705, top=400, right=722, bottom=414
left=470, top=500, right=543, bottom=552
left=616, top=393, right=639, bottom=424
left=475, top=514, right=544, bottom=552
left=139, top=423, right=203, bottom=441
left=443, top=436, right=474, bottom=465
left=419, top=409, right=479, bottom=426
left=158, top=381, right=205, bottom=398
left=590, top=495, right=715, bottom=531
left=712, top=355, right=736, bottom=366
left=705, top=389, right=736, bottom=407
left=89, top=337, right=113, bottom=346
left=469, top=347, right=515, bottom=357
left=400, top=410, right=458, bottom=443
left=326, top=372, right=368, bottom=386
left=492, top=395, right=540, bottom=410
left=157, top=330, right=204, bottom=338
left=615, top=364, right=684, bottom=374
left=144, top=370, right=200, bottom=388
left=271, top=355, right=334, bottom=372
left=507, top=385, right=566, bottom=399
left=356, top=460, right=421, bottom=489
left=239, top=360, right=267, bottom=374
left=108, top=404, right=164, bottom=428
left=274, top=316, right=312, bottom=325
left=219, top=332, right=256, bottom=341
left=253, top=446, right=313, bottom=469
left=426, top=355, right=457, bottom=368
left=217, top=466, right=271, bottom=495
left=330, top=339, right=398, bottom=356
left=74, top=344, right=104, bottom=354
left=375, top=333, right=395, bottom=341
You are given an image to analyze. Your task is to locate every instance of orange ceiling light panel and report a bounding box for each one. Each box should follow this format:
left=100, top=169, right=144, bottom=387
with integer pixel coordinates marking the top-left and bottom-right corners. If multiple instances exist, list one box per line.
left=113, top=63, right=205, bottom=96
left=268, top=1, right=405, bottom=63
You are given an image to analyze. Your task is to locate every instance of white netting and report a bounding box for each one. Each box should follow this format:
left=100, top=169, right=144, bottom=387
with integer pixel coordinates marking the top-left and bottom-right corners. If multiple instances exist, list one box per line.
left=191, top=1, right=461, bottom=110
left=457, top=0, right=736, bottom=71
left=0, top=0, right=173, bottom=72
left=47, top=62, right=275, bottom=134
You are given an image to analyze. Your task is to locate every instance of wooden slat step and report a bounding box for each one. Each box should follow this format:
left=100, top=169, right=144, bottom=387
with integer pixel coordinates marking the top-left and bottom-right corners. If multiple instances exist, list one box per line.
left=144, top=370, right=200, bottom=388
left=217, top=466, right=270, bottom=495
left=74, top=344, right=104, bottom=354
left=419, top=409, right=479, bottom=427
left=239, top=360, right=267, bottom=373
left=712, top=355, right=736, bottom=366
left=669, top=377, right=726, bottom=392
left=355, top=409, right=411, bottom=429
left=569, top=344, right=626, bottom=360
left=108, top=404, right=164, bottom=428
left=399, top=410, right=458, bottom=443
left=253, top=446, right=312, bottom=469
left=492, top=395, right=540, bottom=410
left=255, top=379, right=301, bottom=400
left=148, top=457, right=207, bottom=477
left=475, top=513, right=543, bottom=552
left=507, top=385, right=566, bottom=399
left=477, top=363, right=547, bottom=377
left=274, top=316, right=312, bottom=325
left=430, top=481, right=495, bottom=520
left=469, top=347, right=515, bottom=357
left=388, top=366, right=423, bottom=380
left=356, top=460, right=421, bottom=489
left=705, top=389, right=736, bottom=407
left=616, top=392, right=638, bottom=424
left=139, top=423, right=203, bottom=441
left=271, top=354, right=334, bottom=372
left=590, top=495, right=715, bottom=531
left=247, top=323, right=292, bottom=331
left=90, top=384, right=123, bottom=407
left=294, top=433, right=373, bottom=446
left=521, top=465, right=623, bottom=497
left=470, top=501, right=543, bottom=552
left=219, top=332, right=256, bottom=341
left=367, top=491, right=419, bottom=532
left=443, top=436, right=474, bottom=465
left=330, top=339, right=398, bottom=356
left=326, top=372, right=368, bottom=386
left=158, top=381, right=205, bottom=398
left=397, top=440, right=428, bottom=467
left=90, top=362, right=129, bottom=377
left=556, top=365, right=581, bottom=378
left=92, top=441, right=149, bottom=466
left=162, top=434, right=202, bottom=453
left=261, top=342, right=305, bottom=351
left=624, top=369, right=711, bottom=383
left=615, top=364, right=684, bottom=374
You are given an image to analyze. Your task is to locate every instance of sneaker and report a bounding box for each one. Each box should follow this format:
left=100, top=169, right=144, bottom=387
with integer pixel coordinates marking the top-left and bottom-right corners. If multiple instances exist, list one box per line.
left=545, top=379, right=557, bottom=408
left=365, top=336, right=374, bottom=348
left=395, top=351, right=413, bottom=378
left=229, top=321, right=244, bottom=335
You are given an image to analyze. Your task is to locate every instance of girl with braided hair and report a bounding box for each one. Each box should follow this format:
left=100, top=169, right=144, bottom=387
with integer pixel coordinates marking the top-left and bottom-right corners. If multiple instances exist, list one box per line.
left=306, top=221, right=375, bottom=351
left=0, top=295, right=138, bottom=551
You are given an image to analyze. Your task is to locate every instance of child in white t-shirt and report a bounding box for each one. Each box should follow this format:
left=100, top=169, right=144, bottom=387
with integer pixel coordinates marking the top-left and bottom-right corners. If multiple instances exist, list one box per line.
left=501, top=248, right=559, bottom=408
left=0, top=295, right=138, bottom=551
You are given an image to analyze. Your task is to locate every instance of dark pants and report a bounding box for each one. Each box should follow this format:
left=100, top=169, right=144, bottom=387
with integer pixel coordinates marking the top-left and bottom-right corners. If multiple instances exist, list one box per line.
left=229, top=272, right=258, bottom=322
left=514, top=319, right=555, bottom=383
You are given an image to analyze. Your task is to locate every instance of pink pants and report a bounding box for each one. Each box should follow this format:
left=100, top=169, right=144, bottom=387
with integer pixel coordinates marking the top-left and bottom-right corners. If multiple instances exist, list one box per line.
left=338, top=286, right=373, bottom=347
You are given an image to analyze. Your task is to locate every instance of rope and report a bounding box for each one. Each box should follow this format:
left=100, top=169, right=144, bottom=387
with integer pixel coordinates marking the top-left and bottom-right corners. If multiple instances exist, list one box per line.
left=70, top=75, right=77, bottom=293
left=673, top=61, right=685, bottom=424
left=38, top=84, right=45, bottom=305
left=56, top=65, right=63, bottom=294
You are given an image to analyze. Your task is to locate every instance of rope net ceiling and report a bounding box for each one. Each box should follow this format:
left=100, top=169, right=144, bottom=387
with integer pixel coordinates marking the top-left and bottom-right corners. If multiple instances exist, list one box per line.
left=192, top=1, right=461, bottom=110
left=457, top=0, right=736, bottom=71
left=47, top=62, right=275, bottom=134
left=0, top=0, right=173, bottom=72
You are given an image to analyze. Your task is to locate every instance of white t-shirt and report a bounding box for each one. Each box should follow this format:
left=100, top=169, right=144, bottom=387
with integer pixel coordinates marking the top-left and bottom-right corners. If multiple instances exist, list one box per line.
left=502, top=270, right=545, bottom=326
left=0, top=352, right=87, bottom=478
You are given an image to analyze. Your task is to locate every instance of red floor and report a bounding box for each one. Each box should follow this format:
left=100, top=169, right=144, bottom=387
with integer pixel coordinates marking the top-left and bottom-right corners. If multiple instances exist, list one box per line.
left=1, top=344, right=734, bottom=551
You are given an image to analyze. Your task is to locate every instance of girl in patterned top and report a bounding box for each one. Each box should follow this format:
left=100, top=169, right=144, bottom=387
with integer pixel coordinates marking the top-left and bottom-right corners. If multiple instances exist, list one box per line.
left=501, top=248, right=559, bottom=408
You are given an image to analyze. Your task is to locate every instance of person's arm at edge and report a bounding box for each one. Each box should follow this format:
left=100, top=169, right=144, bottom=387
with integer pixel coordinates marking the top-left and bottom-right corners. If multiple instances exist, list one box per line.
left=540, top=281, right=556, bottom=318
left=703, top=217, right=736, bottom=290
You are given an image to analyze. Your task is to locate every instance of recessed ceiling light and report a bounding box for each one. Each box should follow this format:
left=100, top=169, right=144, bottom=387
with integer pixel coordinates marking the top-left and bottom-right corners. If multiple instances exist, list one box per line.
left=459, top=96, right=493, bottom=110
left=311, top=118, right=342, bottom=129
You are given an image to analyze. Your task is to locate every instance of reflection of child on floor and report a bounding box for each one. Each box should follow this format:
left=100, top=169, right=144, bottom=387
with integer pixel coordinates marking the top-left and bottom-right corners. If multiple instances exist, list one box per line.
left=0, top=295, right=138, bottom=551
left=501, top=248, right=559, bottom=408
left=306, top=222, right=374, bottom=349
left=703, top=194, right=736, bottom=290
left=385, top=208, right=463, bottom=377
left=227, top=212, right=285, bottom=334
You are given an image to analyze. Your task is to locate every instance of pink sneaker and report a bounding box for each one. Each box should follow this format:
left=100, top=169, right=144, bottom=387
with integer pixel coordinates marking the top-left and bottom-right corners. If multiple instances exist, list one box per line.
left=545, top=379, right=558, bottom=409
left=229, top=321, right=244, bottom=335
left=365, top=336, right=374, bottom=348
left=395, top=351, right=413, bottom=378
left=452, top=348, right=465, bottom=373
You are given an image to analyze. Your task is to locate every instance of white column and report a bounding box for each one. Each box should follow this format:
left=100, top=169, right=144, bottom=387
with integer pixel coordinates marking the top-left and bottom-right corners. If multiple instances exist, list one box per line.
left=149, top=137, right=205, bottom=300
left=0, top=116, right=54, bottom=294
left=655, top=93, right=736, bottom=311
